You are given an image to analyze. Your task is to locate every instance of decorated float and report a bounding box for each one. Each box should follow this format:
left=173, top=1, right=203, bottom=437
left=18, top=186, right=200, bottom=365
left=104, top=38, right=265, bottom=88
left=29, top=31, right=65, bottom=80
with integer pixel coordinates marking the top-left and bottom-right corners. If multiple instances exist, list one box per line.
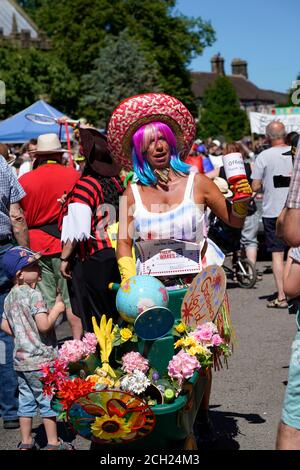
left=40, top=266, right=231, bottom=450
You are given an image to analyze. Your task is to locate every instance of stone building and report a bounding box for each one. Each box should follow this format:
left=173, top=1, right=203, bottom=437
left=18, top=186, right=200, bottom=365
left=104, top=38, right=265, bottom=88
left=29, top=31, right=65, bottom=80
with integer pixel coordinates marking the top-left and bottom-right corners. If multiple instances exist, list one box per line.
left=191, top=53, right=288, bottom=114
left=0, top=0, right=50, bottom=50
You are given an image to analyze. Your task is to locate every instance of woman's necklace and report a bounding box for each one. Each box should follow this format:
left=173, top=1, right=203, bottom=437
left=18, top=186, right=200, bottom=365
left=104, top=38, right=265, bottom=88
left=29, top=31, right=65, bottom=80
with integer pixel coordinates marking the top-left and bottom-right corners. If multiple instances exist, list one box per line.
left=153, top=167, right=170, bottom=185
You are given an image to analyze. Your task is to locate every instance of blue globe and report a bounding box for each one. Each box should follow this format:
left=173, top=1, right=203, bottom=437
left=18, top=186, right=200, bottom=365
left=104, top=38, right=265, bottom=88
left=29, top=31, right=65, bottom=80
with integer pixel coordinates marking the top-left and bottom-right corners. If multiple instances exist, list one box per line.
left=116, top=275, right=169, bottom=323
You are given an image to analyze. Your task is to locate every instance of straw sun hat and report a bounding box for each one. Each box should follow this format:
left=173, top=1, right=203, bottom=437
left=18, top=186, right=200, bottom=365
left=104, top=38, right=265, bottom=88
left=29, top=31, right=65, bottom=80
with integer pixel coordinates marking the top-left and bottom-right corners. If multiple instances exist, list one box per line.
left=107, top=93, right=196, bottom=170
left=213, top=177, right=233, bottom=198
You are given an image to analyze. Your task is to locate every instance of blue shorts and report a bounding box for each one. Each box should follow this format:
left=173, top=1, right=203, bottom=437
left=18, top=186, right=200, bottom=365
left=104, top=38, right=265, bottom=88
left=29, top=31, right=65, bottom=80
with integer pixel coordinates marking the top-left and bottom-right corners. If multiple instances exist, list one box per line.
left=262, top=217, right=288, bottom=253
left=17, top=370, right=57, bottom=418
left=282, top=315, right=300, bottom=429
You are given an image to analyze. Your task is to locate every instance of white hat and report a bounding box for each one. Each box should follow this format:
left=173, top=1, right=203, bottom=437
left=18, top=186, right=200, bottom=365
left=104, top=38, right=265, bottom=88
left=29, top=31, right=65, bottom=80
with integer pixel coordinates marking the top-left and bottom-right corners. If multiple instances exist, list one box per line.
left=212, top=139, right=221, bottom=147
left=213, top=177, right=233, bottom=198
left=30, top=133, right=66, bottom=155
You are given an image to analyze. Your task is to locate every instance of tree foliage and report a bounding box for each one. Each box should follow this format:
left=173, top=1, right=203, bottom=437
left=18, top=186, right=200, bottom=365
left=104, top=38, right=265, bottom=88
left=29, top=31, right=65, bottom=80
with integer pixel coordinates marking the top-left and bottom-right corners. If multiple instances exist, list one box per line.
left=198, top=76, right=249, bottom=141
left=80, top=30, right=161, bottom=127
left=17, top=0, right=215, bottom=114
left=0, top=46, right=79, bottom=119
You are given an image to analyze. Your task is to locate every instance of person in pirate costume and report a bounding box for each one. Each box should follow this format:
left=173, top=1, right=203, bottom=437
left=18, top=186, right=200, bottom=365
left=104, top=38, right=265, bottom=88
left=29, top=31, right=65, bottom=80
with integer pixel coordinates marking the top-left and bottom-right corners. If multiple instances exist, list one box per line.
left=107, top=93, right=252, bottom=441
left=59, top=127, right=124, bottom=332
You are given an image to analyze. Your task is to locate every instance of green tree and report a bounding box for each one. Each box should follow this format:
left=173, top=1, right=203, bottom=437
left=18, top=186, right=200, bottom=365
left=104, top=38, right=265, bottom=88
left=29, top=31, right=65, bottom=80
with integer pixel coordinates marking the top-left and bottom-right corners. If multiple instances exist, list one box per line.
left=80, top=30, right=161, bottom=127
left=198, top=76, right=249, bottom=141
left=16, top=0, right=44, bottom=19
left=0, top=46, right=79, bottom=119
left=17, top=0, right=215, bottom=114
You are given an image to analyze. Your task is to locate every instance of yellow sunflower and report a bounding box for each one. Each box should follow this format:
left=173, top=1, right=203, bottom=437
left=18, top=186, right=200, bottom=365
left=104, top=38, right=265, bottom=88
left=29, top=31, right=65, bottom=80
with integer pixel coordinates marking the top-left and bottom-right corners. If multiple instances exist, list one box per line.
left=91, top=414, right=132, bottom=440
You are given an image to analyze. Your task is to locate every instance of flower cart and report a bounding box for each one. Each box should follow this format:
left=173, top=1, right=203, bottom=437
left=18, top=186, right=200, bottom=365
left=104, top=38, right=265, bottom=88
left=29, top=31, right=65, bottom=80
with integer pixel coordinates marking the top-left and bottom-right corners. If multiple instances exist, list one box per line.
left=40, top=266, right=231, bottom=450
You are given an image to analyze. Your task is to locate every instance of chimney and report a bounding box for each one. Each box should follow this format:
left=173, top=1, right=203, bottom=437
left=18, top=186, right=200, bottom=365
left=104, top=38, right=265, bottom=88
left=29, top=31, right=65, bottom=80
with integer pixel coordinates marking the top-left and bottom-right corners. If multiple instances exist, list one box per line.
left=231, top=58, right=248, bottom=79
left=11, top=13, right=18, bottom=36
left=210, top=53, right=225, bottom=75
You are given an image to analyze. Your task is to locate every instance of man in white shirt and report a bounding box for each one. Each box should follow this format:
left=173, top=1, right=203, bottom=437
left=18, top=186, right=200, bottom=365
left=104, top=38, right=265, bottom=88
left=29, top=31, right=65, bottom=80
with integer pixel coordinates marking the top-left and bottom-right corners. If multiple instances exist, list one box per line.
left=252, top=121, right=292, bottom=308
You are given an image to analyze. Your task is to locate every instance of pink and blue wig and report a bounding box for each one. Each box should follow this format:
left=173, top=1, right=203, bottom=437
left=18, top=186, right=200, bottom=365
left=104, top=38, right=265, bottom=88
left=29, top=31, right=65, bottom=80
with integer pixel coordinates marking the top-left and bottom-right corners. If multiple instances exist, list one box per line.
left=131, top=122, right=191, bottom=185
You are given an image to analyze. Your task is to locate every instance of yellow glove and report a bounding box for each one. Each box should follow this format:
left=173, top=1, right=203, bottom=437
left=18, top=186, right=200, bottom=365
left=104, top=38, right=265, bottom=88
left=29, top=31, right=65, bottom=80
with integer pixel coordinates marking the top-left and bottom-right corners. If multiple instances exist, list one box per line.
left=92, top=315, right=116, bottom=378
left=107, top=222, right=119, bottom=251
left=118, top=256, right=136, bottom=286
left=230, top=179, right=252, bottom=195
left=232, top=201, right=248, bottom=218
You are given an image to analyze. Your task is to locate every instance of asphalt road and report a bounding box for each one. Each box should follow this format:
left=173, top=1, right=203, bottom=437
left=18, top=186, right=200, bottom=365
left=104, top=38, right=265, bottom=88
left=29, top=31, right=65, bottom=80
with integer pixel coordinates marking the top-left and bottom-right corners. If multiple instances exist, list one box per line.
left=0, top=261, right=297, bottom=450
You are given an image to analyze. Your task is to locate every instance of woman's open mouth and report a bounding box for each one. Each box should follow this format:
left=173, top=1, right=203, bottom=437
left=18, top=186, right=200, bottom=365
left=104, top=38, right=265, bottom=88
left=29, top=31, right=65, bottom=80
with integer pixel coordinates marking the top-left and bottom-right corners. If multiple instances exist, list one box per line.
left=154, top=153, right=167, bottom=161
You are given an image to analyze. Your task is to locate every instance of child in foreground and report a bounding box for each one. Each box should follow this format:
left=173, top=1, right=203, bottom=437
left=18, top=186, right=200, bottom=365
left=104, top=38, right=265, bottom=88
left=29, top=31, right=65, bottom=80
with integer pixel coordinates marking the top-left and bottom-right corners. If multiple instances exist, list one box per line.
left=0, top=246, right=73, bottom=450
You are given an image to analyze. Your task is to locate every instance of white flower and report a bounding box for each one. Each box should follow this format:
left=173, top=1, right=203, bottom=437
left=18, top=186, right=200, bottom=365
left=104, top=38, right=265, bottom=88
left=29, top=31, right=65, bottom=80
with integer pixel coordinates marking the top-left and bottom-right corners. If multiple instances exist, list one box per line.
left=120, top=369, right=150, bottom=395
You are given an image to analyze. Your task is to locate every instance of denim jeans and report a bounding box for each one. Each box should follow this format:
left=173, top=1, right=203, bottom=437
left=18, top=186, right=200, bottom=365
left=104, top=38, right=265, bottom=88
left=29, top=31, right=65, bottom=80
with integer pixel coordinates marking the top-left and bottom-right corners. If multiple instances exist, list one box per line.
left=17, top=371, right=57, bottom=417
left=0, top=242, right=18, bottom=421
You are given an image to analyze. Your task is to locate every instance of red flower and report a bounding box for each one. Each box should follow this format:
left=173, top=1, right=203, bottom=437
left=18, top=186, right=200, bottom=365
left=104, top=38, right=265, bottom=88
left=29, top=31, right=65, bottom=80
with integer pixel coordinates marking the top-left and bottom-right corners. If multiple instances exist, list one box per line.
left=57, top=377, right=96, bottom=410
left=39, top=359, right=69, bottom=396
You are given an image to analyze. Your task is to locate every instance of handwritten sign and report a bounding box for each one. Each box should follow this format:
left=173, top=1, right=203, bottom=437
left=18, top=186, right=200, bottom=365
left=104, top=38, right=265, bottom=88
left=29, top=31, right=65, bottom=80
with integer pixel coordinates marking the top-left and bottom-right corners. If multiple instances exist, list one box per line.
left=181, top=265, right=226, bottom=327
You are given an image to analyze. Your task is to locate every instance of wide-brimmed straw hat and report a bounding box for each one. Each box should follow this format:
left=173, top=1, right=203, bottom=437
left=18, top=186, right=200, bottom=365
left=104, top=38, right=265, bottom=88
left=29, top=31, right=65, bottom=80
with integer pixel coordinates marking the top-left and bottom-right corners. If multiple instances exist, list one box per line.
left=213, top=177, right=233, bottom=198
left=107, top=93, right=196, bottom=170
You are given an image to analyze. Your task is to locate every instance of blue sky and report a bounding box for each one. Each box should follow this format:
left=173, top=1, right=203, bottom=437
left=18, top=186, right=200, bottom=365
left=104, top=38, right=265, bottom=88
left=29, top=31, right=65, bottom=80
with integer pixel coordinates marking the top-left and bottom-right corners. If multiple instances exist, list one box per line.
left=176, top=0, right=299, bottom=93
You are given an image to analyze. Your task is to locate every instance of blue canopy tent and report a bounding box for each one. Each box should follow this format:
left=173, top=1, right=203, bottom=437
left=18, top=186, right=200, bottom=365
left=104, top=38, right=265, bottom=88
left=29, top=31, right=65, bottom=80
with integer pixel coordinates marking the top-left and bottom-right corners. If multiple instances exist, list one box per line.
left=0, top=100, right=73, bottom=143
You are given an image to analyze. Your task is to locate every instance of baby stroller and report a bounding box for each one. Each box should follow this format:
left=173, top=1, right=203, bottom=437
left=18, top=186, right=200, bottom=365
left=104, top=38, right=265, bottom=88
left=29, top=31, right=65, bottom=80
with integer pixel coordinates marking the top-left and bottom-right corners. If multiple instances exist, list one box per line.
left=208, top=214, right=257, bottom=288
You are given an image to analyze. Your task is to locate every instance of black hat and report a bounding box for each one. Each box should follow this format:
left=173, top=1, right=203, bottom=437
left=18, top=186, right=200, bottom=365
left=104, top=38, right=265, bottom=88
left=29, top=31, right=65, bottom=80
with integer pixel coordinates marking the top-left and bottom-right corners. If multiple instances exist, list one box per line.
left=79, top=127, right=120, bottom=176
left=282, top=133, right=299, bottom=156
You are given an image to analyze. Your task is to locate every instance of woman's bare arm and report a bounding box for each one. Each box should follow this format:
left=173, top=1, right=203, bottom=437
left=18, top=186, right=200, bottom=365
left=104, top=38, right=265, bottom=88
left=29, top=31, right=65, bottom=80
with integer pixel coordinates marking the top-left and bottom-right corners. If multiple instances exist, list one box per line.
left=194, top=174, right=245, bottom=228
left=9, top=202, right=29, bottom=246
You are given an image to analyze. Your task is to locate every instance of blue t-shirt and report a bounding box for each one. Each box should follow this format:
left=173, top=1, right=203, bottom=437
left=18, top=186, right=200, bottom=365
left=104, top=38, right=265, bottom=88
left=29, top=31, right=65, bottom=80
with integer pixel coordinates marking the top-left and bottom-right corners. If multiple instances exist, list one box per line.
left=202, top=156, right=214, bottom=173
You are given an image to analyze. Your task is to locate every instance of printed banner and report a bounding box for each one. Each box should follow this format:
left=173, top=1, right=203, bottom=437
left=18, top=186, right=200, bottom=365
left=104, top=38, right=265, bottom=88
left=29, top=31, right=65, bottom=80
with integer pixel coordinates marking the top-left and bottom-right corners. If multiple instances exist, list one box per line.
left=249, top=112, right=300, bottom=134
left=135, top=239, right=202, bottom=276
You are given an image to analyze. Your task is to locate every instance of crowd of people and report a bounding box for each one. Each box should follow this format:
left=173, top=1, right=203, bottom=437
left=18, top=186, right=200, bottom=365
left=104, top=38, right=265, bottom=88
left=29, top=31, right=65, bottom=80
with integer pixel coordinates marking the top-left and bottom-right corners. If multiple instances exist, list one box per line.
left=0, top=92, right=299, bottom=450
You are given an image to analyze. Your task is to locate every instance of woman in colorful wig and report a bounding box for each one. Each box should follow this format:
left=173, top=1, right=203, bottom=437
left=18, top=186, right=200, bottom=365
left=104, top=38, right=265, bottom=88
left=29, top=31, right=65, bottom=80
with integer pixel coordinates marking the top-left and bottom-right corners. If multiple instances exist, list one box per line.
left=108, top=93, right=252, bottom=446
left=116, top=121, right=252, bottom=442
left=131, top=122, right=191, bottom=186
left=117, top=120, right=251, bottom=271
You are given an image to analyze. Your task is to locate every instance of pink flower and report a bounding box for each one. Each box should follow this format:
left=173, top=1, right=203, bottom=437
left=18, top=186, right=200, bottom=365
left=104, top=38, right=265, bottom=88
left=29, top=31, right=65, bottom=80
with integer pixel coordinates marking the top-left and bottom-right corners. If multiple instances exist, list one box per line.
left=191, top=322, right=218, bottom=344
left=58, top=339, right=85, bottom=363
left=82, top=333, right=97, bottom=356
left=121, top=351, right=149, bottom=374
left=212, top=334, right=223, bottom=347
left=168, top=350, right=200, bottom=385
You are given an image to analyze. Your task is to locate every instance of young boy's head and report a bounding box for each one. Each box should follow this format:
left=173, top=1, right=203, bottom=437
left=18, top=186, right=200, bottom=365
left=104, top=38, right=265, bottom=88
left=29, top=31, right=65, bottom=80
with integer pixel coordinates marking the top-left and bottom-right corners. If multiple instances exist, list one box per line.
left=3, top=246, right=41, bottom=286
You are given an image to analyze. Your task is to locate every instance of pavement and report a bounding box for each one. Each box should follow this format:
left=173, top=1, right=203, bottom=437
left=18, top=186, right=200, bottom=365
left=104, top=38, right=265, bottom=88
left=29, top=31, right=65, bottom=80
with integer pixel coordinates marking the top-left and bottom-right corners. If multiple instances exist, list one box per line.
left=0, top=261, right=297, bottom=450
